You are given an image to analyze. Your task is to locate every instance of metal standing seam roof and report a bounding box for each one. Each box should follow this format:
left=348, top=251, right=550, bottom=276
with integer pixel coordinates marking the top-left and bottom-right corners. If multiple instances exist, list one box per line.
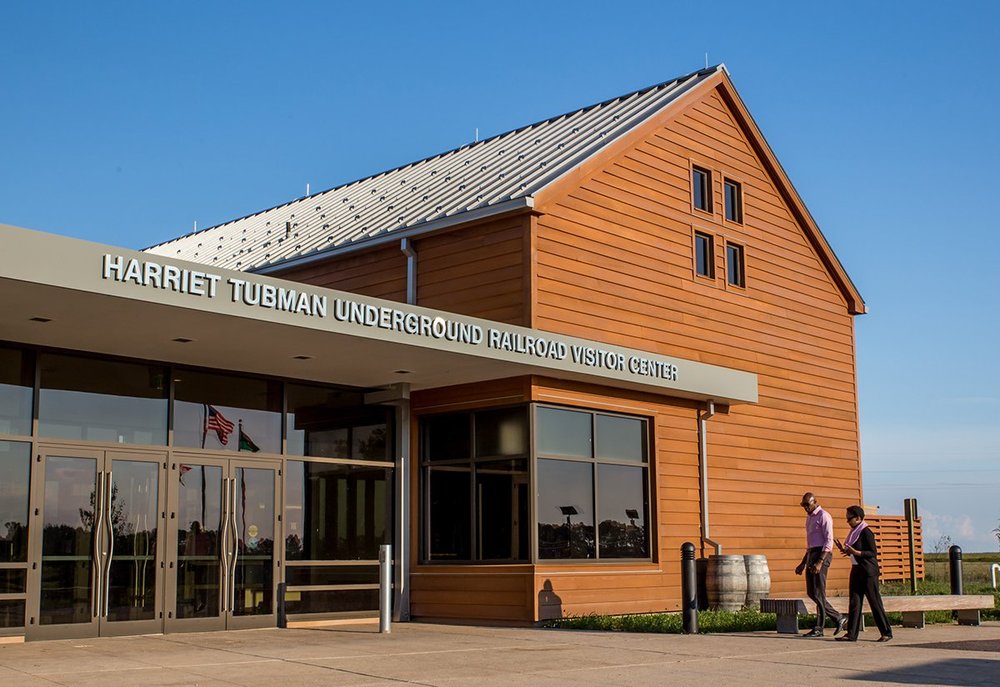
left=144, top=66, right=724, bottom=272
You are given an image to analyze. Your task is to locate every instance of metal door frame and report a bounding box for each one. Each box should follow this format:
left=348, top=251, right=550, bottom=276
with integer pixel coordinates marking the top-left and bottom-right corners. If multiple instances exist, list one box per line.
left=25, top=446, right=167, bottom=641
left=163, top=454, right=280, bottom=633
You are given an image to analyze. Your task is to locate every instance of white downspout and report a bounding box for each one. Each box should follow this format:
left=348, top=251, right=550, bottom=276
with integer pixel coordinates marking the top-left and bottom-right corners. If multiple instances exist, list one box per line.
left=699, top=400, right=722, bottom=556
left=401, top=238, right=417, bottom=305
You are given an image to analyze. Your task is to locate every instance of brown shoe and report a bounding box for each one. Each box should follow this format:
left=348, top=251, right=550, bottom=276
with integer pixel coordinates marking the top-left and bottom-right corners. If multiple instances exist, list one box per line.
left=877, top=635, right=893, bottom=643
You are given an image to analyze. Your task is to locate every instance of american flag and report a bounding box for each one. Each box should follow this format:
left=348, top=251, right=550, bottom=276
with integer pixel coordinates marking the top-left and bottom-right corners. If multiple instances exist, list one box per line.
left=205, top=405, right=235, bottom=445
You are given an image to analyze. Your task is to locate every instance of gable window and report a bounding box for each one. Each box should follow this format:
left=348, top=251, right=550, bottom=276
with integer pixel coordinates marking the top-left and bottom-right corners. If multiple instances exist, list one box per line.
left=726, top=242, right=746, bottom=288
left=692, top=166, right=712, bottom=213
left=724, top=179, right=743, bottom=223
left=694, top=231, right=715, bottom=278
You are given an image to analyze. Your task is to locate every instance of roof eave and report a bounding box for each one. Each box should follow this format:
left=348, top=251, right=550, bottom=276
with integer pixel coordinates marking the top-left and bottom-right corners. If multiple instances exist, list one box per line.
left=251, top=196, right=535, bottom=275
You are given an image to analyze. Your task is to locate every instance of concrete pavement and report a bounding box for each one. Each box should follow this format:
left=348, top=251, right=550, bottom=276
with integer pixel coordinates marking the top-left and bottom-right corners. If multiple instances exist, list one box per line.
left=1, top=621, right=998, bottom=686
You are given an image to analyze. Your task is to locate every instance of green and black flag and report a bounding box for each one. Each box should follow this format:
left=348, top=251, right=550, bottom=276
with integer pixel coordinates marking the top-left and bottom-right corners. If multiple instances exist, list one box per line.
left=238, top=421, right=261, bottom=453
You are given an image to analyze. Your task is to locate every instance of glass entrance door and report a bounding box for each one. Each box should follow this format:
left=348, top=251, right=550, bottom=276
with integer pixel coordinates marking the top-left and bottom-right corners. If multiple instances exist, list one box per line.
left=165, top=458, right=278, bottom=633
left=27, top=449, right=165, bottom=640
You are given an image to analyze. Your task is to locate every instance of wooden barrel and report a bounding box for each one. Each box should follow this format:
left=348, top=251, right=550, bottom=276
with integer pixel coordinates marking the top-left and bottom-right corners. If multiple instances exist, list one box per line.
left=706, top=555, right=747, bottom=611
left=744, top=554, right=771, bottom=607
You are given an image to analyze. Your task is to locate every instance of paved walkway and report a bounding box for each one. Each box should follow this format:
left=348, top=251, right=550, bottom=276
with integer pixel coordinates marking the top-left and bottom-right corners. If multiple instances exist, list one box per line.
left=2, top=621, right=998, bottom=686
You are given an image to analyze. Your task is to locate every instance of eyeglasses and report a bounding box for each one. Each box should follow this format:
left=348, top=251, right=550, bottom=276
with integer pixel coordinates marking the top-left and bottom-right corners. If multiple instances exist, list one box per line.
left=800, top=502, right=814, bottom=509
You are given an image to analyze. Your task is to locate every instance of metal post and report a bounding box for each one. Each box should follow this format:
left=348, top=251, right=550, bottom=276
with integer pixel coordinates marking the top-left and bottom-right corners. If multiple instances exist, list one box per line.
left=949, top=545, right=963, bottom=595
left=277, top=581, right=287, bottom=628
left=681, top=542, right=699, bottom=634
left=904, top=498, right=918, bottom=594
left=379, top=544, right=392, bottom=634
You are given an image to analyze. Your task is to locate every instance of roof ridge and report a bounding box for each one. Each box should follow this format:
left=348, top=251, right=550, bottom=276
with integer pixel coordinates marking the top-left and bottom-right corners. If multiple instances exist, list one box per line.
left=144, top=65, right=723, bottom=251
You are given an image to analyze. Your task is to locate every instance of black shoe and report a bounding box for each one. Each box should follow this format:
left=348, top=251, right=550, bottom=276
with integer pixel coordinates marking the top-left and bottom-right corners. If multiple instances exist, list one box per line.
left=877, top=635, right=893, bottom=643
left=835, top=635, right=857, bottom=642
left=802, top=628, right=824, bottom=637
left=834, top=617, right=847, bottom=636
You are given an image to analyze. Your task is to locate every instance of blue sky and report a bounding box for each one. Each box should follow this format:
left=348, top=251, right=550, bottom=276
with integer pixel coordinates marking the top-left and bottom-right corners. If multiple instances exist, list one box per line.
left=2, top=2, right=998, bottom=550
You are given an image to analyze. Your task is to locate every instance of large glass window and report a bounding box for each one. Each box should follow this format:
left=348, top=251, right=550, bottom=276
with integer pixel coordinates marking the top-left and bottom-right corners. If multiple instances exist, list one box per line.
left=285, top=461, right=390, bottom=561
left=38, top=353, right=168, bottom=445
left=284, top=460, right=390, bottom=615
left=536, top=407, right=650, bottom=561
left=421, top=407, right=529, bottom=562
left=0, top=347, right=33, bottom=437
left=0, top=441, right=30, bottom=565
left=286, top=383, right=389, bottom=460
left=173, top=369, right=281, bottom=453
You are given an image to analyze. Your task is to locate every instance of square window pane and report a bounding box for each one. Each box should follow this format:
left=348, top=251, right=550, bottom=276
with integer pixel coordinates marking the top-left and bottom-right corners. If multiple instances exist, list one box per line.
left=597, top=464, right=649, bottom=558
left=0, top=347, right=33, bottom=437
left=537, top=458, right=595, bottom=559
left=285, top=461, right=390, bottom=561
left=536, top=407, right=592, bottom=457
left=595, top=415, right=646, bottom=462
left=173, top=370, right=281, bottom=453
left=286, top=383, right=367, bottom=457
left=422, top=413, right=471, bottom=461
left=475, top=407, right=528, bottom=457
left=38, top=353, right=168, bottom=445
left=0, top=600, right=25, bottom=629
left=475, top=459, right=529, bottom=561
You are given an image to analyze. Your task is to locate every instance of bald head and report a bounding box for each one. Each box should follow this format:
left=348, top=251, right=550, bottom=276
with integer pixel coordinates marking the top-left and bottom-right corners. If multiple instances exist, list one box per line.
left=800, top=492, right=818, bottom=513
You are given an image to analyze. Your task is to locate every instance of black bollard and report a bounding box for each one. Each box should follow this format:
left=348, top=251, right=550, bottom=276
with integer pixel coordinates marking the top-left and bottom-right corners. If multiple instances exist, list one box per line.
left=948, top=545, right=963, bottom=595
left=277, top=581, right=287, bottom=628
left=681, top=542, right=699, bottom=634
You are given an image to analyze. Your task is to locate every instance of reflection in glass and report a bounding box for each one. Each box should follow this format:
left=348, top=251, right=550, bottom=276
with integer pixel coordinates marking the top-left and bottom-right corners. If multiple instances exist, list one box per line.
left=0, top=601, right=26, bottom=629
left=284, top=589, right=378, bottom=614
left=285, top=462, right=390, bottom=561
left=38, top=354, right=168, bottom=445
left=176, top=464, right=222, bottom=619
left=429, top=468, right=470, bottom=560
left=536, top=407, right=592, bottom=457
left=173, top=370, right=281, bottom=453
left=595, top=415, right=646, bottom=462
left=422, top=413, right=471, bottom=461
left=475, top=407, right=528, bottom=457
left=0, top=441, right=30, bottom=563
left=233, top=467, right=274, bottom=616
left=284, top=565, right=378, bottom=586
left=106, top=461, right=159, bottom=622
left=40, top=456, right=97, bottom=625
left=0, top=568, right=26, bottom=594
left=476, top=459, right=529, bottom=561
left=537, top=459, right=595, bottom=559
left=597, top=465, right=649, bottom=558
left=286, top=384, right=390, bottom=460
left=0, top=347, right=33, bottom=437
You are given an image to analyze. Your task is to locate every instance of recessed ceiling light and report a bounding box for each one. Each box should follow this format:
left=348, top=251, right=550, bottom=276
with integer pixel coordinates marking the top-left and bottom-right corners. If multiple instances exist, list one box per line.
left=29, top=317, right=52, bottom=323
left=172, top=337, right=194, bottom=343
left=393, top=370, right=411, bottom=374
left=293, top=355, right=313, bottom=360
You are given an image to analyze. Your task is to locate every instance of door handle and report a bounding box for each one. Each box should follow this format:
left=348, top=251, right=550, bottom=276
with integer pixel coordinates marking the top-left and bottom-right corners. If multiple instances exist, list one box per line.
left=92, top=471, right=105, bottom=618
left=229, top=475, right=239, bottom=614
left=219, top=477, right=230, bottom=613
left=104, top=470, right=114, bottom=617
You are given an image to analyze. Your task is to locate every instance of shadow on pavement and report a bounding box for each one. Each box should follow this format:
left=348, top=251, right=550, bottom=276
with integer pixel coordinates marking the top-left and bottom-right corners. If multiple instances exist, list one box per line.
left=899, top=639, right=1000, bottom=653
left=847, top=658, right=1000, bottom=686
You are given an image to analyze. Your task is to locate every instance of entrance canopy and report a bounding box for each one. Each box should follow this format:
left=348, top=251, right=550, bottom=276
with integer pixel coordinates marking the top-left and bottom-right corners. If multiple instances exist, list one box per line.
left=0, top=224, right=757, bottom=404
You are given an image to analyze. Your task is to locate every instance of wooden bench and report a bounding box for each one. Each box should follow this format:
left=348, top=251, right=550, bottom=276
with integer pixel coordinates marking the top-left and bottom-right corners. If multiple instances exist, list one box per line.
left=760, top=595, right=994, bottom=634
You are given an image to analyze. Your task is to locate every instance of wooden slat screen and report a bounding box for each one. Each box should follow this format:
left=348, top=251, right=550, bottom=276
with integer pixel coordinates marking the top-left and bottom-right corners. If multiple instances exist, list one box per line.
left=866, top=515, right=924, bottom=582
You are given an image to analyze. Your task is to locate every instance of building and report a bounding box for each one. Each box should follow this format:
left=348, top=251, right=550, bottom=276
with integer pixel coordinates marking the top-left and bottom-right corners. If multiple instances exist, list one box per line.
left=0, top=64, right=864, bottom=640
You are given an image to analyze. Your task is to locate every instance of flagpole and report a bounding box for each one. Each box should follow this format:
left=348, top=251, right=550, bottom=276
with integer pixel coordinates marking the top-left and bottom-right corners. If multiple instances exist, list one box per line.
left=201, top=404, right=208, bottom=449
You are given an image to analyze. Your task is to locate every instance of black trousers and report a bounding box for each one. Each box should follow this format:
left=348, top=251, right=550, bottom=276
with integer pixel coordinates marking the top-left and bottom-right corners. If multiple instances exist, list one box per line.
left=846, top=565, right=892, bottom=639
left=805, top=548, right=842, bottom=628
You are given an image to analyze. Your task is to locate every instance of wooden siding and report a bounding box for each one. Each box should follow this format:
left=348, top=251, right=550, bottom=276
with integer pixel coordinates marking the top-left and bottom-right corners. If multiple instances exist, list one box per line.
left=531, top=84, right=862, bottom=602
left=867, top=515, right=925, bottom=582
left=413, top=214, right=530, bottom=325
left=273, top=242, right=407, bottom=301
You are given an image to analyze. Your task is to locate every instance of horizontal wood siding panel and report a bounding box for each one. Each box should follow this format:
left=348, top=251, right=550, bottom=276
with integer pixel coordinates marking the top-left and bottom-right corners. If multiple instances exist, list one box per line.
left=533, top=86, right=861, bottom=611
left=275, top=243, right=406, bottom=301
left=414, top=215, right=528, bottom=325
left=866, top=515, right=925, bottom=582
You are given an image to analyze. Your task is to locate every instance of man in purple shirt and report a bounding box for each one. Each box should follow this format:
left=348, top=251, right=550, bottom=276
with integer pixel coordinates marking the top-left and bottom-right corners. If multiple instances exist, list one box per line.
left=795, top=492, right=846, bottom=637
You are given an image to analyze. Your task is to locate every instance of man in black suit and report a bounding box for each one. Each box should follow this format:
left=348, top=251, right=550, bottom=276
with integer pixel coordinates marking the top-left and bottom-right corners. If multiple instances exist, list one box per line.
left=834, top=505, right=893, bottom=642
